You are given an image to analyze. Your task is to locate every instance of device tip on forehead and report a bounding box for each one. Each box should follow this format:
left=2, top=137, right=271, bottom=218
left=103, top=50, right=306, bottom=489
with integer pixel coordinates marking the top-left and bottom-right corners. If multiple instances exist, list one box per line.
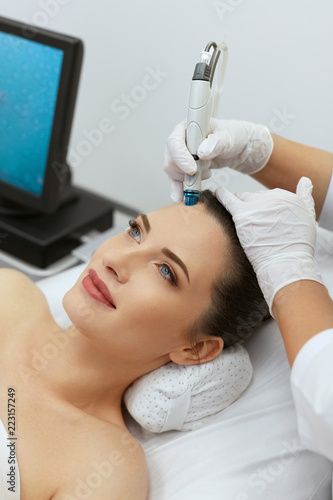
left=183, top=191, right=201, bottom=206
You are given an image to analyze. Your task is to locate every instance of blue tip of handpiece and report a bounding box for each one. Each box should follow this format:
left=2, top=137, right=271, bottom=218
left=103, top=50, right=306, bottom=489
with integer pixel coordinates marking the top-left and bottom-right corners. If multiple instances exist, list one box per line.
left=184, top=191, right=201, bottom=206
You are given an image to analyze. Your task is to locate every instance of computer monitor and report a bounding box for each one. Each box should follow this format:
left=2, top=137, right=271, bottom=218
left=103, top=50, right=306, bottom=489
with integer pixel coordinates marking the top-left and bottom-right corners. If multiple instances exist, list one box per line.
left=0, top=16, right=83, bottom=213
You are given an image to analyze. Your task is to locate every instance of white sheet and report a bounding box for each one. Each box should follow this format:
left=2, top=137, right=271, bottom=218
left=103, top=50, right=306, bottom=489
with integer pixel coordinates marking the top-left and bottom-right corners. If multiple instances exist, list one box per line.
left=36, top=227, right=333, bottom=500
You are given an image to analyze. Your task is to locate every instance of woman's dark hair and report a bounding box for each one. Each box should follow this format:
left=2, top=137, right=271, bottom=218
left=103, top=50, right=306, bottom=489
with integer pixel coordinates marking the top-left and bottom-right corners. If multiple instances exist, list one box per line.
left=188, top=189, right=270, bottom=349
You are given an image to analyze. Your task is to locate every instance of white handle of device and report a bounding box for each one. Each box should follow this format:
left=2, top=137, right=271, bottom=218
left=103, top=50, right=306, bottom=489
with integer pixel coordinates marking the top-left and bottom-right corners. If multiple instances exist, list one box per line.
left=184, top=80, right=213, bottom=191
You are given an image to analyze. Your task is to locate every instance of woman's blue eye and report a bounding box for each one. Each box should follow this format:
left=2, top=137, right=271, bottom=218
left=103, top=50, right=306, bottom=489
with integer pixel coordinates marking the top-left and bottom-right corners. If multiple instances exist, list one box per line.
left=160, top=264, right=170, bottom=277
left=128, top=219, right=141, bottom=242
left=159, top=264, right=177, bottom=286
left=131, top=227, right=140, bottom=239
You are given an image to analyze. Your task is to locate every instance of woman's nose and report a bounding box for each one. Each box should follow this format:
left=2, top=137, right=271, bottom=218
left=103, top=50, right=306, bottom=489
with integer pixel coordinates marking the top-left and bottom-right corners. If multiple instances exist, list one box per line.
left=102, top=245, right=147, bottom=284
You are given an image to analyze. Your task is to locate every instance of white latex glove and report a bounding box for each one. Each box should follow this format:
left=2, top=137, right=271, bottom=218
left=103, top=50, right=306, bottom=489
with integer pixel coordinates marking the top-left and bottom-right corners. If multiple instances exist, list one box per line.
left=164, top=118, right=274, bottom=203
left=216, top=177, right=325, bottom=315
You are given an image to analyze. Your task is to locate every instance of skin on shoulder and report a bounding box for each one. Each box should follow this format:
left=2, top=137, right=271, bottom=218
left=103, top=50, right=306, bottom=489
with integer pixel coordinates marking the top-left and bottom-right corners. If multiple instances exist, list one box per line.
left=0, top=268, right=53, bottom=336
left=53, top=429, right=148, bottom=500
left=0, top=268, right=49, bottom=307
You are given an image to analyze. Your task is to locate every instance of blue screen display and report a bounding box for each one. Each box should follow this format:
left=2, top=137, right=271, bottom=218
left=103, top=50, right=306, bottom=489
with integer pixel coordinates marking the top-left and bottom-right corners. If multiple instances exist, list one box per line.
left=0, top=31, right=64, bottom=196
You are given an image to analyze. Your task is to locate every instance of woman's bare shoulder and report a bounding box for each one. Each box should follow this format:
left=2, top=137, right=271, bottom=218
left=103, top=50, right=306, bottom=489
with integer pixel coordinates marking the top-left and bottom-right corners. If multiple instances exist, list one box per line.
left=54, top=426, right=148, bottom=500
left=0, top=267, right=42, bottom=292
left=0, top=268, right=51, bottom=325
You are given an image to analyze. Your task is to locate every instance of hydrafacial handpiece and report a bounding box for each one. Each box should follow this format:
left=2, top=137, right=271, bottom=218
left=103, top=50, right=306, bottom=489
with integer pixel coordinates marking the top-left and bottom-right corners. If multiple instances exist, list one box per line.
left=184, top=41, right=228, bottom=206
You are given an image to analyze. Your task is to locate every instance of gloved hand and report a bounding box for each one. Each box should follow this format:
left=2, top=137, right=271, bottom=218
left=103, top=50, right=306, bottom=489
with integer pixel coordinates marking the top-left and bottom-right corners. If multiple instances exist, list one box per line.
left=215, top=177, right=325, bottom=315
left=164, top=118, right=274, bottom=202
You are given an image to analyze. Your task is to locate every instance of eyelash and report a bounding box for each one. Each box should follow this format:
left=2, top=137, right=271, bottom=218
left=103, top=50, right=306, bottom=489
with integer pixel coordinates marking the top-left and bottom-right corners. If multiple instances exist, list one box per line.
left=127, top=219, right=178, bottom=287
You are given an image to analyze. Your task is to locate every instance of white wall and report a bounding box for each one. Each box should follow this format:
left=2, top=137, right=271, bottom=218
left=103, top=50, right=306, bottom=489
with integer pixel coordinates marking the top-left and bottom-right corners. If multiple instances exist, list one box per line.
left=2, top=0, right=333, bottom=215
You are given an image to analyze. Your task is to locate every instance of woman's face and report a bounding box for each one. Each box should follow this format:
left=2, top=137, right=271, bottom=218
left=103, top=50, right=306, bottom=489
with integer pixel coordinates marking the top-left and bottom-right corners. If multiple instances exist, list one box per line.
left=63, top=201, right=230, bottom=369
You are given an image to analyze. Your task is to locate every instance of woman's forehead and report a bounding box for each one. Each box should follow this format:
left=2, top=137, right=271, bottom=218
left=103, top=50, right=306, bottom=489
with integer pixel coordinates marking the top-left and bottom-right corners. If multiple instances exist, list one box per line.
left=148, top=202, right=218, bottom=234
left=147, top=202, right=228, bottom=254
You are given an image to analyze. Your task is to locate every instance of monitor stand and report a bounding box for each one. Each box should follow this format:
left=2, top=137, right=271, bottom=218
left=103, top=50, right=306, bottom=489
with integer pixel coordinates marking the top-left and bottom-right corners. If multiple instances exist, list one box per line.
left=0, top=186, right=138, bottom=268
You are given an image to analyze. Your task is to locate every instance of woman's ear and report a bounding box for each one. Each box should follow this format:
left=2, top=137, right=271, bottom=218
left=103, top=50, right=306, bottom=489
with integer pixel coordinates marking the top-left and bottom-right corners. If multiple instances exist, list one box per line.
left=169, top=336, right=224, bottom=365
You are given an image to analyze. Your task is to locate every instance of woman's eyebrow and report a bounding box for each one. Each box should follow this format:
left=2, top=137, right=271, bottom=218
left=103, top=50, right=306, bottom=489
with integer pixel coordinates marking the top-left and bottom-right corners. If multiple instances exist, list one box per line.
left=162, top=248, right=190, bottom=284
left=139, top=213, right=151, bottom=233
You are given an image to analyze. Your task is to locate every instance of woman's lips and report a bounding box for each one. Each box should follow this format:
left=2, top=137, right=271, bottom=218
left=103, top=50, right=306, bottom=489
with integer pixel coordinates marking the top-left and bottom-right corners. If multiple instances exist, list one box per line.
left=82, top=269, right=116, bottom=308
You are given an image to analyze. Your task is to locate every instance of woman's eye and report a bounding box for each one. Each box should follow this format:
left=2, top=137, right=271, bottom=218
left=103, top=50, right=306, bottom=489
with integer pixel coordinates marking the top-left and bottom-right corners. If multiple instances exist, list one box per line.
left=128, top=219, right=141, bottom=242
left=131, top=227, right=140, bottom=240
left=159, top=264, right=177, bottom=286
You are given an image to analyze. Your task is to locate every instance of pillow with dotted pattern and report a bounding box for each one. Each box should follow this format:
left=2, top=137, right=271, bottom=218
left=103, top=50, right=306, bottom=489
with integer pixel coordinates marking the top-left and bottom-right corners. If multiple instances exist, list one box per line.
left=123, top=344, right=253, bottom=433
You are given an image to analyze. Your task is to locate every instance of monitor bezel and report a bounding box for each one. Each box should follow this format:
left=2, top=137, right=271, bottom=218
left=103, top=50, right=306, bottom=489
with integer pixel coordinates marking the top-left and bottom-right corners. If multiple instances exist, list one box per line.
left=0, top=16, right=83, bottom=213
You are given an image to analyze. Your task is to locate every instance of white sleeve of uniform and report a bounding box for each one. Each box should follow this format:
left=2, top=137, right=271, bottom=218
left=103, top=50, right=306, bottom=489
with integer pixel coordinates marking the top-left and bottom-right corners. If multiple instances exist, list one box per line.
left=319, top=172, right=333, bottom=231
left=291, top=329, right=333, bottom=462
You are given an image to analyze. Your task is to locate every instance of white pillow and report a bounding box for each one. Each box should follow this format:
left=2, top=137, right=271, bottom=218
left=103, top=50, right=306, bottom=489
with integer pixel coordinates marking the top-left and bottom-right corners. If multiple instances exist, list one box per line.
left=123, top=344, right=252, bottom=432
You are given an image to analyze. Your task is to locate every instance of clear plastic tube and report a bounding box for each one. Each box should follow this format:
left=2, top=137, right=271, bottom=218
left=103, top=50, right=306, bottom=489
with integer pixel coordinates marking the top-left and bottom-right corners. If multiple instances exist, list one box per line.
left=212, top=42, right=228, bottom=118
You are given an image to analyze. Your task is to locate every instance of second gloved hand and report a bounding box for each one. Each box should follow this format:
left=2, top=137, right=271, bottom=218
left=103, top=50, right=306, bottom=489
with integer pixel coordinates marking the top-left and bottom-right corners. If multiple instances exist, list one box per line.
left=164, top=118, right=274, bottom=202
left=216, top=177, right=325, bottom=315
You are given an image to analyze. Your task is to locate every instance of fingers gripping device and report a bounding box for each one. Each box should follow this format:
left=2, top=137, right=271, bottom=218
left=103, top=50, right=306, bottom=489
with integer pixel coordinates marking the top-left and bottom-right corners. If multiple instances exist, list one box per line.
left=184, top=41, right=228, bottom=206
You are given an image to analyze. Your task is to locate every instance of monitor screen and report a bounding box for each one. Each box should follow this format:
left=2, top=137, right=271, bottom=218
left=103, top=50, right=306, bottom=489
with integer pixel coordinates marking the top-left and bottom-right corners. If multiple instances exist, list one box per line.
left=0, top=16, right=83, bottom=213
left=0, top=32, right=64, bottom=196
